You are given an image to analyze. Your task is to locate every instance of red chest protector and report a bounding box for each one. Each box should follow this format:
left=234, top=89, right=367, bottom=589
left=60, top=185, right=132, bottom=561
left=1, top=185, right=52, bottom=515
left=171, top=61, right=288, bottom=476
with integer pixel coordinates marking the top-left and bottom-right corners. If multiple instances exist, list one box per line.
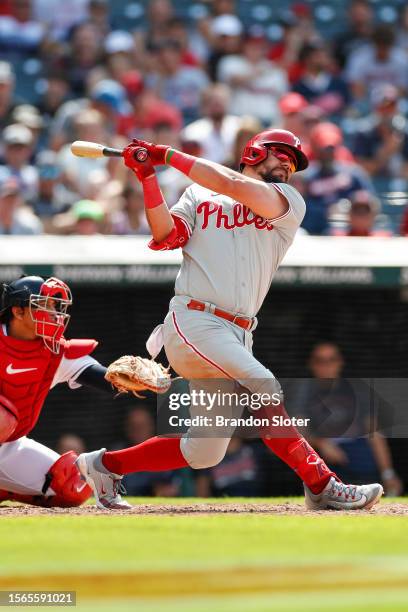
left=0, top=326, right=97, bottom=442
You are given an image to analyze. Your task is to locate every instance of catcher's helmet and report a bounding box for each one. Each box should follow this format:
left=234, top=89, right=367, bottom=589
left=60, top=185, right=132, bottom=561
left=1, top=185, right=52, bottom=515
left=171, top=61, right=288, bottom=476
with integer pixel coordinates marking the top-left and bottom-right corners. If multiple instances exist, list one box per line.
left=0, top=276, right=45, bottom=314
left=0, top=275, right=72, bottom=354
left=240, top=129, right=309, bottom=172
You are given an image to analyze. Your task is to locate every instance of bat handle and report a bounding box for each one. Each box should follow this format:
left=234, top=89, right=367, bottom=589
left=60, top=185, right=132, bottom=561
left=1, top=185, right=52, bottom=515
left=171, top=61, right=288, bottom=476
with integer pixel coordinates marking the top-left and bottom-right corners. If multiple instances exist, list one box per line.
left=103, top=146, right=123, bottom=157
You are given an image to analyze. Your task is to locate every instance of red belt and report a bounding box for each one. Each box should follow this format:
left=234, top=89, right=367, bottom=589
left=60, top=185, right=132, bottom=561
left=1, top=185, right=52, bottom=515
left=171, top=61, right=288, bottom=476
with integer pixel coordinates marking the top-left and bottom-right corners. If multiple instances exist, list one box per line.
left=187, top=299, right=254, bottom=331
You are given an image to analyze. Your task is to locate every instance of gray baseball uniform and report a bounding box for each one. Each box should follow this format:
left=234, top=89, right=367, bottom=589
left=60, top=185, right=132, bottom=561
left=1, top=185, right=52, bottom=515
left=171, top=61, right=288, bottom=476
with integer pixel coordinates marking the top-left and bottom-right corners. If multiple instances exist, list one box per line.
left=170, top=182, right=305, bottom=318
left=153, top=182, right=306, bottom=468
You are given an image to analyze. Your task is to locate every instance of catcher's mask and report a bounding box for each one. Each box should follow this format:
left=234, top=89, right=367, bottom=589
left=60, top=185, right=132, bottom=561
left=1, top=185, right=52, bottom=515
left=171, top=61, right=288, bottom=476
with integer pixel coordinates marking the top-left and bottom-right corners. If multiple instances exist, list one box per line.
left=240, top=128, right=309, bottom=173
left=0, top=275, right=72, bottom=354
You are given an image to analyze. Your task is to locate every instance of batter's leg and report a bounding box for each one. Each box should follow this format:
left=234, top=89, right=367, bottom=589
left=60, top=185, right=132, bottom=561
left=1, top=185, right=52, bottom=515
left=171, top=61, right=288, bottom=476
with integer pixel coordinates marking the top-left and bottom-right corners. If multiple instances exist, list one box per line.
left=163, top=309, right=335, bottom=492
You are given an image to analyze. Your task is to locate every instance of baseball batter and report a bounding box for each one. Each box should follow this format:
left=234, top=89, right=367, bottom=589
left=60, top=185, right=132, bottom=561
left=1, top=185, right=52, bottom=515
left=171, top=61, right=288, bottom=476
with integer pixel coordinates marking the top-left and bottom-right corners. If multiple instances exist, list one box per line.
left=78, top=129, right=383, bottom=511
left=0, top=275, right=134, bottom=509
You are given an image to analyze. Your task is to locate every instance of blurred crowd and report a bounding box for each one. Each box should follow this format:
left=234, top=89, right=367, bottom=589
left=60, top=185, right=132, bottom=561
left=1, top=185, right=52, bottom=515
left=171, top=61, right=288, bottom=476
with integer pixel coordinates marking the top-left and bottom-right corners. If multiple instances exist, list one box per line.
left=1, top=0, right=408, bottom=236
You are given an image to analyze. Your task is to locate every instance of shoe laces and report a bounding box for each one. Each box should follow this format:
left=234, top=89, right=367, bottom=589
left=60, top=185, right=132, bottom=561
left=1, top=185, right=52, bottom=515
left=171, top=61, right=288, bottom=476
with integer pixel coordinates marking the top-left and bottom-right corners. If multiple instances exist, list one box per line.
left=330, top=480, right=359, bottom=501
left=112, top=477, right=127, bottom=499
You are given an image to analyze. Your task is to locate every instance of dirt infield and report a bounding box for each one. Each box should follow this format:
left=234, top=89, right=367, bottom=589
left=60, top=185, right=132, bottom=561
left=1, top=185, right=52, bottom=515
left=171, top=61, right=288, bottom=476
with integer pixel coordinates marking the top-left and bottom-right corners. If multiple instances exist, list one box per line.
left=1, top=501, right=408, bottom=516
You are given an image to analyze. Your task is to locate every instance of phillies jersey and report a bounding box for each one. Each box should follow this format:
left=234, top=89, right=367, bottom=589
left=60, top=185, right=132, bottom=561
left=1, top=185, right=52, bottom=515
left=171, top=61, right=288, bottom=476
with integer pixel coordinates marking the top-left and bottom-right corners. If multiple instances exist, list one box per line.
left=169, top=182, right=306, bottom=317
left=0, top=325, right=97, bottom=441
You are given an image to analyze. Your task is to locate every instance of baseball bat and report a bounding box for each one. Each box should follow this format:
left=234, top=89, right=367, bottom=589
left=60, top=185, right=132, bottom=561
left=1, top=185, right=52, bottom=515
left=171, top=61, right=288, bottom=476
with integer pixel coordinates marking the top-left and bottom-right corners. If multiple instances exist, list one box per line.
left=70, top=141, right=149, bottom=162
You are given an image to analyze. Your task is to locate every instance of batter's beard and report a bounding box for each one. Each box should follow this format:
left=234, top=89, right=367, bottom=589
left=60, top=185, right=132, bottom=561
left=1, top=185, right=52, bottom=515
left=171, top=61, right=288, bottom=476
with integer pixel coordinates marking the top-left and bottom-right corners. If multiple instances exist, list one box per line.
left=261, top=172, right=287, bottom=184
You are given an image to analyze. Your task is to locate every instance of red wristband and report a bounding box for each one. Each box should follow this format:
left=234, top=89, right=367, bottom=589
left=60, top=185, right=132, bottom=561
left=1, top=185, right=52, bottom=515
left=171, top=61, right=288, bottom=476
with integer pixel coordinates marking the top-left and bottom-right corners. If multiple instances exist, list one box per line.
left=142, top=174, right=164, bottom=209
left=165, top=149, right=195, bottom=175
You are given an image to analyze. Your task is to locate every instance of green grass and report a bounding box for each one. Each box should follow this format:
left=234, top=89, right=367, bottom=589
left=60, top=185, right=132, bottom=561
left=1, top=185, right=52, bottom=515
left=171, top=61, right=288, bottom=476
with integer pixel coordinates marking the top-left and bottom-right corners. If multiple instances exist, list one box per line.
left=1, top=497, right=408, bottom=612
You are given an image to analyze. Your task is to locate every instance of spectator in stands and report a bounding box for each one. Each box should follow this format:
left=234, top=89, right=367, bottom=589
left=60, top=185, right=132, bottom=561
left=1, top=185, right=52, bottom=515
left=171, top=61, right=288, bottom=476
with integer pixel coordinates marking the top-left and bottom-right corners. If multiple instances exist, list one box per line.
left=0, top=0, right=46, bottom=59
left=299, top=122, right=373, bottom=235
left=88, top=0, right=111, bottom=38
left=268, top=11, right=317, bottom=84
left=36, top=72, right=70, bottom=124
left=89, top=79, right=130, bottom=135
left=181, top=84, right=240, bottom=164
left=56, top=433, right=86, bottom=455
left=109, top=182, right=150, bottom=235
left=330, top=190, right=392, bottom=237
left=207, top=14, right=243, bottom=81
left=12, top=104, right=44, bottom=153
left=0, top=61, right=16, bottom=131
left=114, top=405, right=183, bottom=497
left=71, top=198, right=105, bottom=235
left=32, top=0, right=89, bottom=42
left=227, top=115, right=262, bottom=171
left=293, top=40, right=350, bottom=117
left=138, top=0, right=175, bottom=53
left=118, top=70, right=182, bottom=141
left=165, top=17, right=201, bottom=67
left=49, top=78, right=126, bottom=150
left=308, top=120, right=354, bottom=165
left=352, top=84, right=408, bottom=180
left=0, top=175, right=42, bottom=234
left=345, top=24, right=408, bottom=100
left=146, top=39, right=209, bottom=124
left=333, top=0, right=375, bottom=69
left=58, top=21, right=104, bottom=96
left=101, top=30, right=137, bottom=83
left=31, top=150, right=73, bottom=230
left=0, top=124, right=38, bottom=202
left=217, top=26, right=288, bottom=126
left=196, top=438, right=264, bottom=497
left=279, top=92, right=315, bottom=159
left=293, top=342, right=403, bottom=495
left=56, top=108, right=108, bottom=196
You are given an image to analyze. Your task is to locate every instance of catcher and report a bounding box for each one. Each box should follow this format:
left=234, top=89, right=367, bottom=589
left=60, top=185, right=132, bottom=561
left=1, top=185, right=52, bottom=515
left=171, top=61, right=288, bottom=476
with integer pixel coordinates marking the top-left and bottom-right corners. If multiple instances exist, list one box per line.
left=0, top=275, right=169, bottom=510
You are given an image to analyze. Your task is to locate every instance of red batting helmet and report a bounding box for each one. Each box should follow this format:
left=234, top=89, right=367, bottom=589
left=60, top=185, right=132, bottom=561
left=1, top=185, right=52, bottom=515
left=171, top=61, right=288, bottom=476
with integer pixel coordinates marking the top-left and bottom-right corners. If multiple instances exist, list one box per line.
left=240, top=129, right=309, bottom=172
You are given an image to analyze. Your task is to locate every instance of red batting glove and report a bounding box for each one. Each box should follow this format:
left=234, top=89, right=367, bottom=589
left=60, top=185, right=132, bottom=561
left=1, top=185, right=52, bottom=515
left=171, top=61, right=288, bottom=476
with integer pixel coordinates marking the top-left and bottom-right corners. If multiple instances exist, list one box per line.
left=122, top=143, right=155, bottom=181
left=131, top=139, right=169, bottom=166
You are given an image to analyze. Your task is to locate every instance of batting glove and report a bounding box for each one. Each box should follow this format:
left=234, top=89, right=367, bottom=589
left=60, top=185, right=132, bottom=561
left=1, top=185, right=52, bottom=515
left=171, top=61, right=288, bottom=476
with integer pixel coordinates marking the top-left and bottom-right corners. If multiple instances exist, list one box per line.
left=122, top=143, right=156, bottom=181
left=131, top=139, right=169, bottom=166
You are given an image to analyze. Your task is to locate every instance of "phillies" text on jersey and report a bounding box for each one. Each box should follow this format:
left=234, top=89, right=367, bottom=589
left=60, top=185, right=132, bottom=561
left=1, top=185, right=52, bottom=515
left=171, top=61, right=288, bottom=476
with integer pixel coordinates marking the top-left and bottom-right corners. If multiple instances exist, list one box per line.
left=197, top=201, right=274, bottom=231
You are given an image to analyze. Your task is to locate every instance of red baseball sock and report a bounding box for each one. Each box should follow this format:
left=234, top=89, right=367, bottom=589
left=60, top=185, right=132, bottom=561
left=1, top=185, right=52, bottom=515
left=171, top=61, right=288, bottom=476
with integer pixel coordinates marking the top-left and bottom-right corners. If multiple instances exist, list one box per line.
left=102, top=436, right=188, bottom=475
left=258, top=403, right=335, bottom=494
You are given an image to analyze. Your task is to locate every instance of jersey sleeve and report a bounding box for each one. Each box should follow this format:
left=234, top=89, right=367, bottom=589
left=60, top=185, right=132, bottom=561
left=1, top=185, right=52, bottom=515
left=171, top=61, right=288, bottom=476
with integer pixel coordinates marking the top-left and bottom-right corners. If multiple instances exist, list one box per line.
left=51, top=355, right=100, bottom=390
left=267, top=183, right=306, bottom=241
left=148, top=186, right=197, bottom=251
left=169, top=185, right=197, bottom=234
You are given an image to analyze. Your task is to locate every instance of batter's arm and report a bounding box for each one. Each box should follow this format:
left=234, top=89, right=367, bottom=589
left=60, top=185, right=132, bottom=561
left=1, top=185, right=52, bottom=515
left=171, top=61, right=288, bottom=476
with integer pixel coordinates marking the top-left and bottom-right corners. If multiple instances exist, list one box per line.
left=123, top=144, right=175, bottom=242
left=167, top=151, right=287, bottom=219
left=145, top=200, right=175, bottom=244
left=195, top=160, right=287, bottom=217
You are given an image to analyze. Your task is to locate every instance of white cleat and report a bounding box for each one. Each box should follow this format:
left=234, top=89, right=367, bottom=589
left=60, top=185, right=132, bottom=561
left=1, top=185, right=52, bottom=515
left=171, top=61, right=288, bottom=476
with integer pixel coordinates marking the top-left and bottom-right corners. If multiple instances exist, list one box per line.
left=76, top=449, right=132, bottom=510
left=304, top=476, right=383, bottom=511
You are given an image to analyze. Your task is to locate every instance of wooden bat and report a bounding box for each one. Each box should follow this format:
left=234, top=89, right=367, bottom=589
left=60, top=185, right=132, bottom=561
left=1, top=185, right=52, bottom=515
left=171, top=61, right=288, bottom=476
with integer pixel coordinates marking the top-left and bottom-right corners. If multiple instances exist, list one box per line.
left=70, top=141, right=148, bottom=161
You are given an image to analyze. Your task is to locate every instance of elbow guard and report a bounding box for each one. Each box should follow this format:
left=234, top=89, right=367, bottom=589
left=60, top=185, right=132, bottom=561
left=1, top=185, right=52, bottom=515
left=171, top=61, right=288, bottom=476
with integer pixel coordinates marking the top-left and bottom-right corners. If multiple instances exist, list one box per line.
left=148, top=214, right=191, bottom=251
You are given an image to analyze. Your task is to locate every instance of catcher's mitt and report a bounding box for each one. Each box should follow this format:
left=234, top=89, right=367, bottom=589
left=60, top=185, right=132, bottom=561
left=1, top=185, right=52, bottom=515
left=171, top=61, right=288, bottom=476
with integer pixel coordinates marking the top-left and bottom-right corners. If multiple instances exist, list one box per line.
left=105, top=355, right=171, bottom=397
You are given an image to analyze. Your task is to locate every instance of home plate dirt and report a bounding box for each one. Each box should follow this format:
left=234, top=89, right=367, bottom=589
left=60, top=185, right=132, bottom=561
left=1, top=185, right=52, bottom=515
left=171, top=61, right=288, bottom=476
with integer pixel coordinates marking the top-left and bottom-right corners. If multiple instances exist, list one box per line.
left=1, top=502, right=407, bottom=516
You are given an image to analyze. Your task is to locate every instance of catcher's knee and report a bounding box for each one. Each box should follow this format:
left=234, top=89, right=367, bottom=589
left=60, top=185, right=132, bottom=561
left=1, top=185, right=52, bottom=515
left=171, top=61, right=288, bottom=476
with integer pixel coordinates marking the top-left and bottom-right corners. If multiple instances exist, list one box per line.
left=43, top=451, right=92, bottom=507
left=180, top=437, right=229, bottom=469
left=0, top=396, right=18, bottom=443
